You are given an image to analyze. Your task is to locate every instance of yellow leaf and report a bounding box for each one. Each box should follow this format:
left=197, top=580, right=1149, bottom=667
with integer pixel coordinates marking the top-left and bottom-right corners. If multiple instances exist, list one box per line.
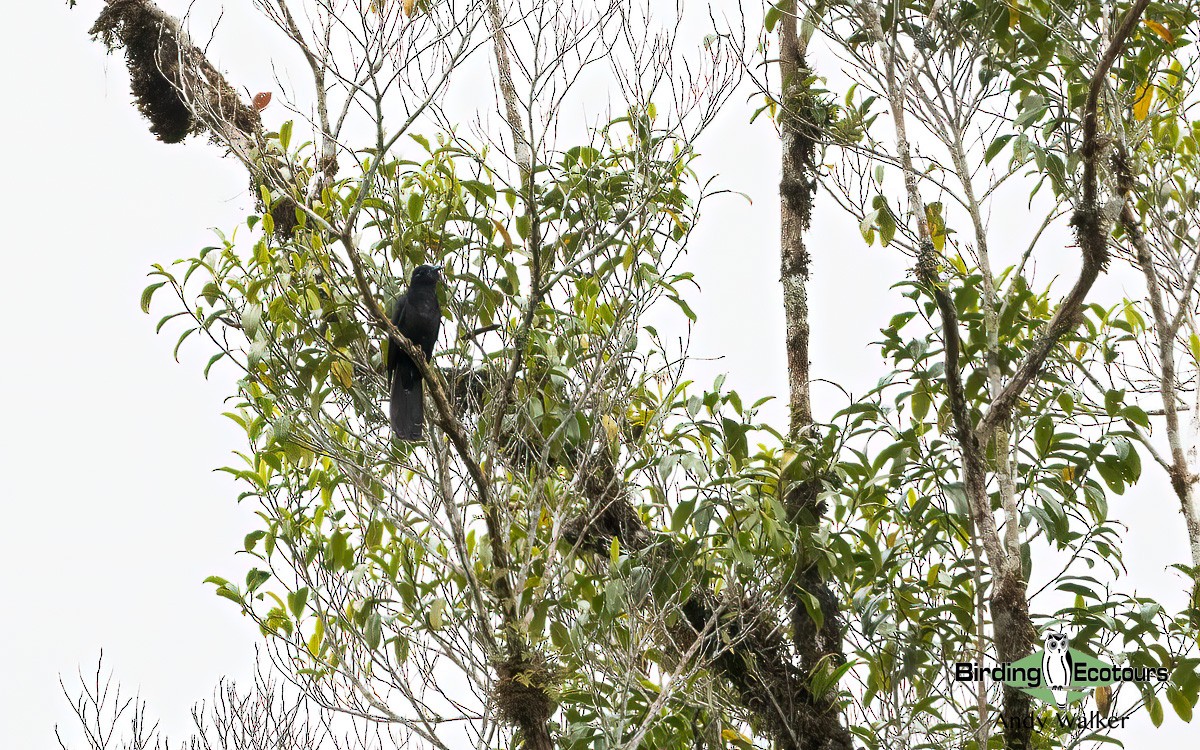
left=600, top=414, right=620, bottom=448
left=1143, top=20, right=1174, bottom=44
left=924, top=203, right=946, bottom=251
left=780, top=449, right=799, bottom=479
left=1007, top=1, right=1019, bottom=29
left=492, top=219, right=514, bottom=251
left=403, top=0, right=417, bottom=17
left=1061, top=466, right=1075, bottom=483
left=1095, top=684, right=1113, bottom=717
left=307, top=618, right=325, bottom=658
left=331, top=359, right=353, bottom=389
left=1133, top=81, right=1153, bottom=121
left=660, top=207, right=686, bottom=235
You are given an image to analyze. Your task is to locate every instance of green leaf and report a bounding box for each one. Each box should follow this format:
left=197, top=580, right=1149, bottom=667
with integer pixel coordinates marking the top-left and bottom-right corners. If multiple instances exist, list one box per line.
left=1147, top=693, right=1165, bottom=727
left=244, top=530, right=266, bottom=552
left=1104, top=389, right=1125, bottom=417
left=364, top=612, right=382, bottom=650
left=799, top=589, right=825, bottom=632
left=671, top=499, right=696, bottom=532
left=872, top=195, right=896, bottom=246
left=811, top=659, right=855, bottom=699
left=279, top=120, right=293, bottom=151
left=1058, top=391, right=1075, bottom=415
left=1034, top=415, right=1053, bottom=457
left=246, top=568, right=271, bottom=592
left=765, top=5, right=780, bottom=32
left=722, top=417, right=748, bottom=460
left=173, top=327, right=196, bottom=362
left=288, top=587, right=309, bottom=618
left=911, top=383, right=930, bottom=420
left=140, top=281, right=167, bottom=314
left=203, top=352, right=225, bottom=379
left=1167, top=684, right=1194, bottom=722
left=1095, top=457, right=1126, bottom=495
left=365, top=520, right=383, bottom=550
left=985, top=134, right=1015, bottom=164
left=461, top=180, right=496, bottom=204
left=670, top=295, right=697, bottom=322
left=215, top=586, right=244, bottom=606
left=1123, top=405, right=1150, bottom=429
left=242, top=304, right=263, bottom=336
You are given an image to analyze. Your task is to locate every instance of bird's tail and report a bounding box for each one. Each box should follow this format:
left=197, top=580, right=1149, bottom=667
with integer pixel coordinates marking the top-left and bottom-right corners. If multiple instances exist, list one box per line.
left=389, top=375, right=425, bottom=440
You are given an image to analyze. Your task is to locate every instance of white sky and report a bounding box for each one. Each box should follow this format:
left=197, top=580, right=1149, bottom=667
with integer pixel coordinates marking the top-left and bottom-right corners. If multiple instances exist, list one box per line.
left=2, top=1, right=1195, bottom=746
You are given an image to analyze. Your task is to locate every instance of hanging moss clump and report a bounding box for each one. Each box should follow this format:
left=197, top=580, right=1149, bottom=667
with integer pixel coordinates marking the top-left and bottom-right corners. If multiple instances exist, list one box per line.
left=90, top=0, right=192, bottom=142
left=491, top=653, right=558, bottom=731
left=90, top=0, right=262, bottom=145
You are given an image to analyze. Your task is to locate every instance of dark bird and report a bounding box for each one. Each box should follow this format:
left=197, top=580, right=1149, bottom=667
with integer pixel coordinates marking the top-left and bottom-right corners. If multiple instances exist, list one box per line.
left=387, top=264, right=442, bottom=440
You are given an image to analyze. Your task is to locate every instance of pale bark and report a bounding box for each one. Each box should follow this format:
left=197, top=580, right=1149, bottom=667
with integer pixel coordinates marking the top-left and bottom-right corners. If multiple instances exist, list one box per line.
left=1116, top=150, right=1200, bottom=575
left=857, top=0, right=1152, bottom=744
left=775, top=4, right=854, bottom=747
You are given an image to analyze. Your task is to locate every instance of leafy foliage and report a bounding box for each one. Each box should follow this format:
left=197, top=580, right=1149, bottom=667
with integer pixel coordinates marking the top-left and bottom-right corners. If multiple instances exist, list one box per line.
left=84, top=0, right=1200, bottom=748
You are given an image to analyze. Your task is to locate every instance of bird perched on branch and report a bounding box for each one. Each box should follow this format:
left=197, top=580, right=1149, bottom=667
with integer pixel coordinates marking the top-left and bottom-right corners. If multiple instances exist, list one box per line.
left=387, top=264, right=442, bottom=440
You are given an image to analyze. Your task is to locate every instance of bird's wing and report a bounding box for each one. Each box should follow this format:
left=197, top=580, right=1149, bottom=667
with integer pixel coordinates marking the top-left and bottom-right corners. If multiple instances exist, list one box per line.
left=386, top=293, right=409, bottom=377
left=423, top=310, right=441, bottom=361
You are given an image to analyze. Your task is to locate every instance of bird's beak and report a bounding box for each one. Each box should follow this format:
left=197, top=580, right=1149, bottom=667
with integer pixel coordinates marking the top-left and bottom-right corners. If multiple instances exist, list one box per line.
left=432, top=264, right=444, bottom=272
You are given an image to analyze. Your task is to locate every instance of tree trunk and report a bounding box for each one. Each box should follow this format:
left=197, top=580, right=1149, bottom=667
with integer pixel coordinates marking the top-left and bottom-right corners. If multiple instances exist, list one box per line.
left=778, top=5, right=853, bottom=748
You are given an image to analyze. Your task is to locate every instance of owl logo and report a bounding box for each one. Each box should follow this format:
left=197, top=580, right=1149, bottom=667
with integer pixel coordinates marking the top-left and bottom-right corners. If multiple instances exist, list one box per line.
left=1042, top=630, right=1073, bottom=709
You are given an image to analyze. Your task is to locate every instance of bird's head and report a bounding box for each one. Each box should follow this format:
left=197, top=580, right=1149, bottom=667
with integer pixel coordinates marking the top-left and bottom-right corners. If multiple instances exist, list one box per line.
left=410, top=264, right=442, bottom=286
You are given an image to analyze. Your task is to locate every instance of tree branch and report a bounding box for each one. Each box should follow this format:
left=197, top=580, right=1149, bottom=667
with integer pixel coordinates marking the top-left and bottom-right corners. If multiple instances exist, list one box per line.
left=90, top=0, right=262, bottom=157
left=976, top=0, right=1151, bottom=438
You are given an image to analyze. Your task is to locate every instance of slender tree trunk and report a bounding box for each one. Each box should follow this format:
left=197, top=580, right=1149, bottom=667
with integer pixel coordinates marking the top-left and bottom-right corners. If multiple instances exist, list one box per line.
left=858, top=1, right=1043, bottom=743
left=778, top=5, right=853, bottom=748
left=779, top=0, right=820, bottom=655
left=779, top=6, right=814, bottom=440
left=481, top=4, right=557, bottom=747
left=1118, top=152, right=1200, bottom=583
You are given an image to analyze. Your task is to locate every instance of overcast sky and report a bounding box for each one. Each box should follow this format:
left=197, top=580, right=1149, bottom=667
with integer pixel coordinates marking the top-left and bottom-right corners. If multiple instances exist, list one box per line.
left=3, top=1, right=1194, bottom=747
